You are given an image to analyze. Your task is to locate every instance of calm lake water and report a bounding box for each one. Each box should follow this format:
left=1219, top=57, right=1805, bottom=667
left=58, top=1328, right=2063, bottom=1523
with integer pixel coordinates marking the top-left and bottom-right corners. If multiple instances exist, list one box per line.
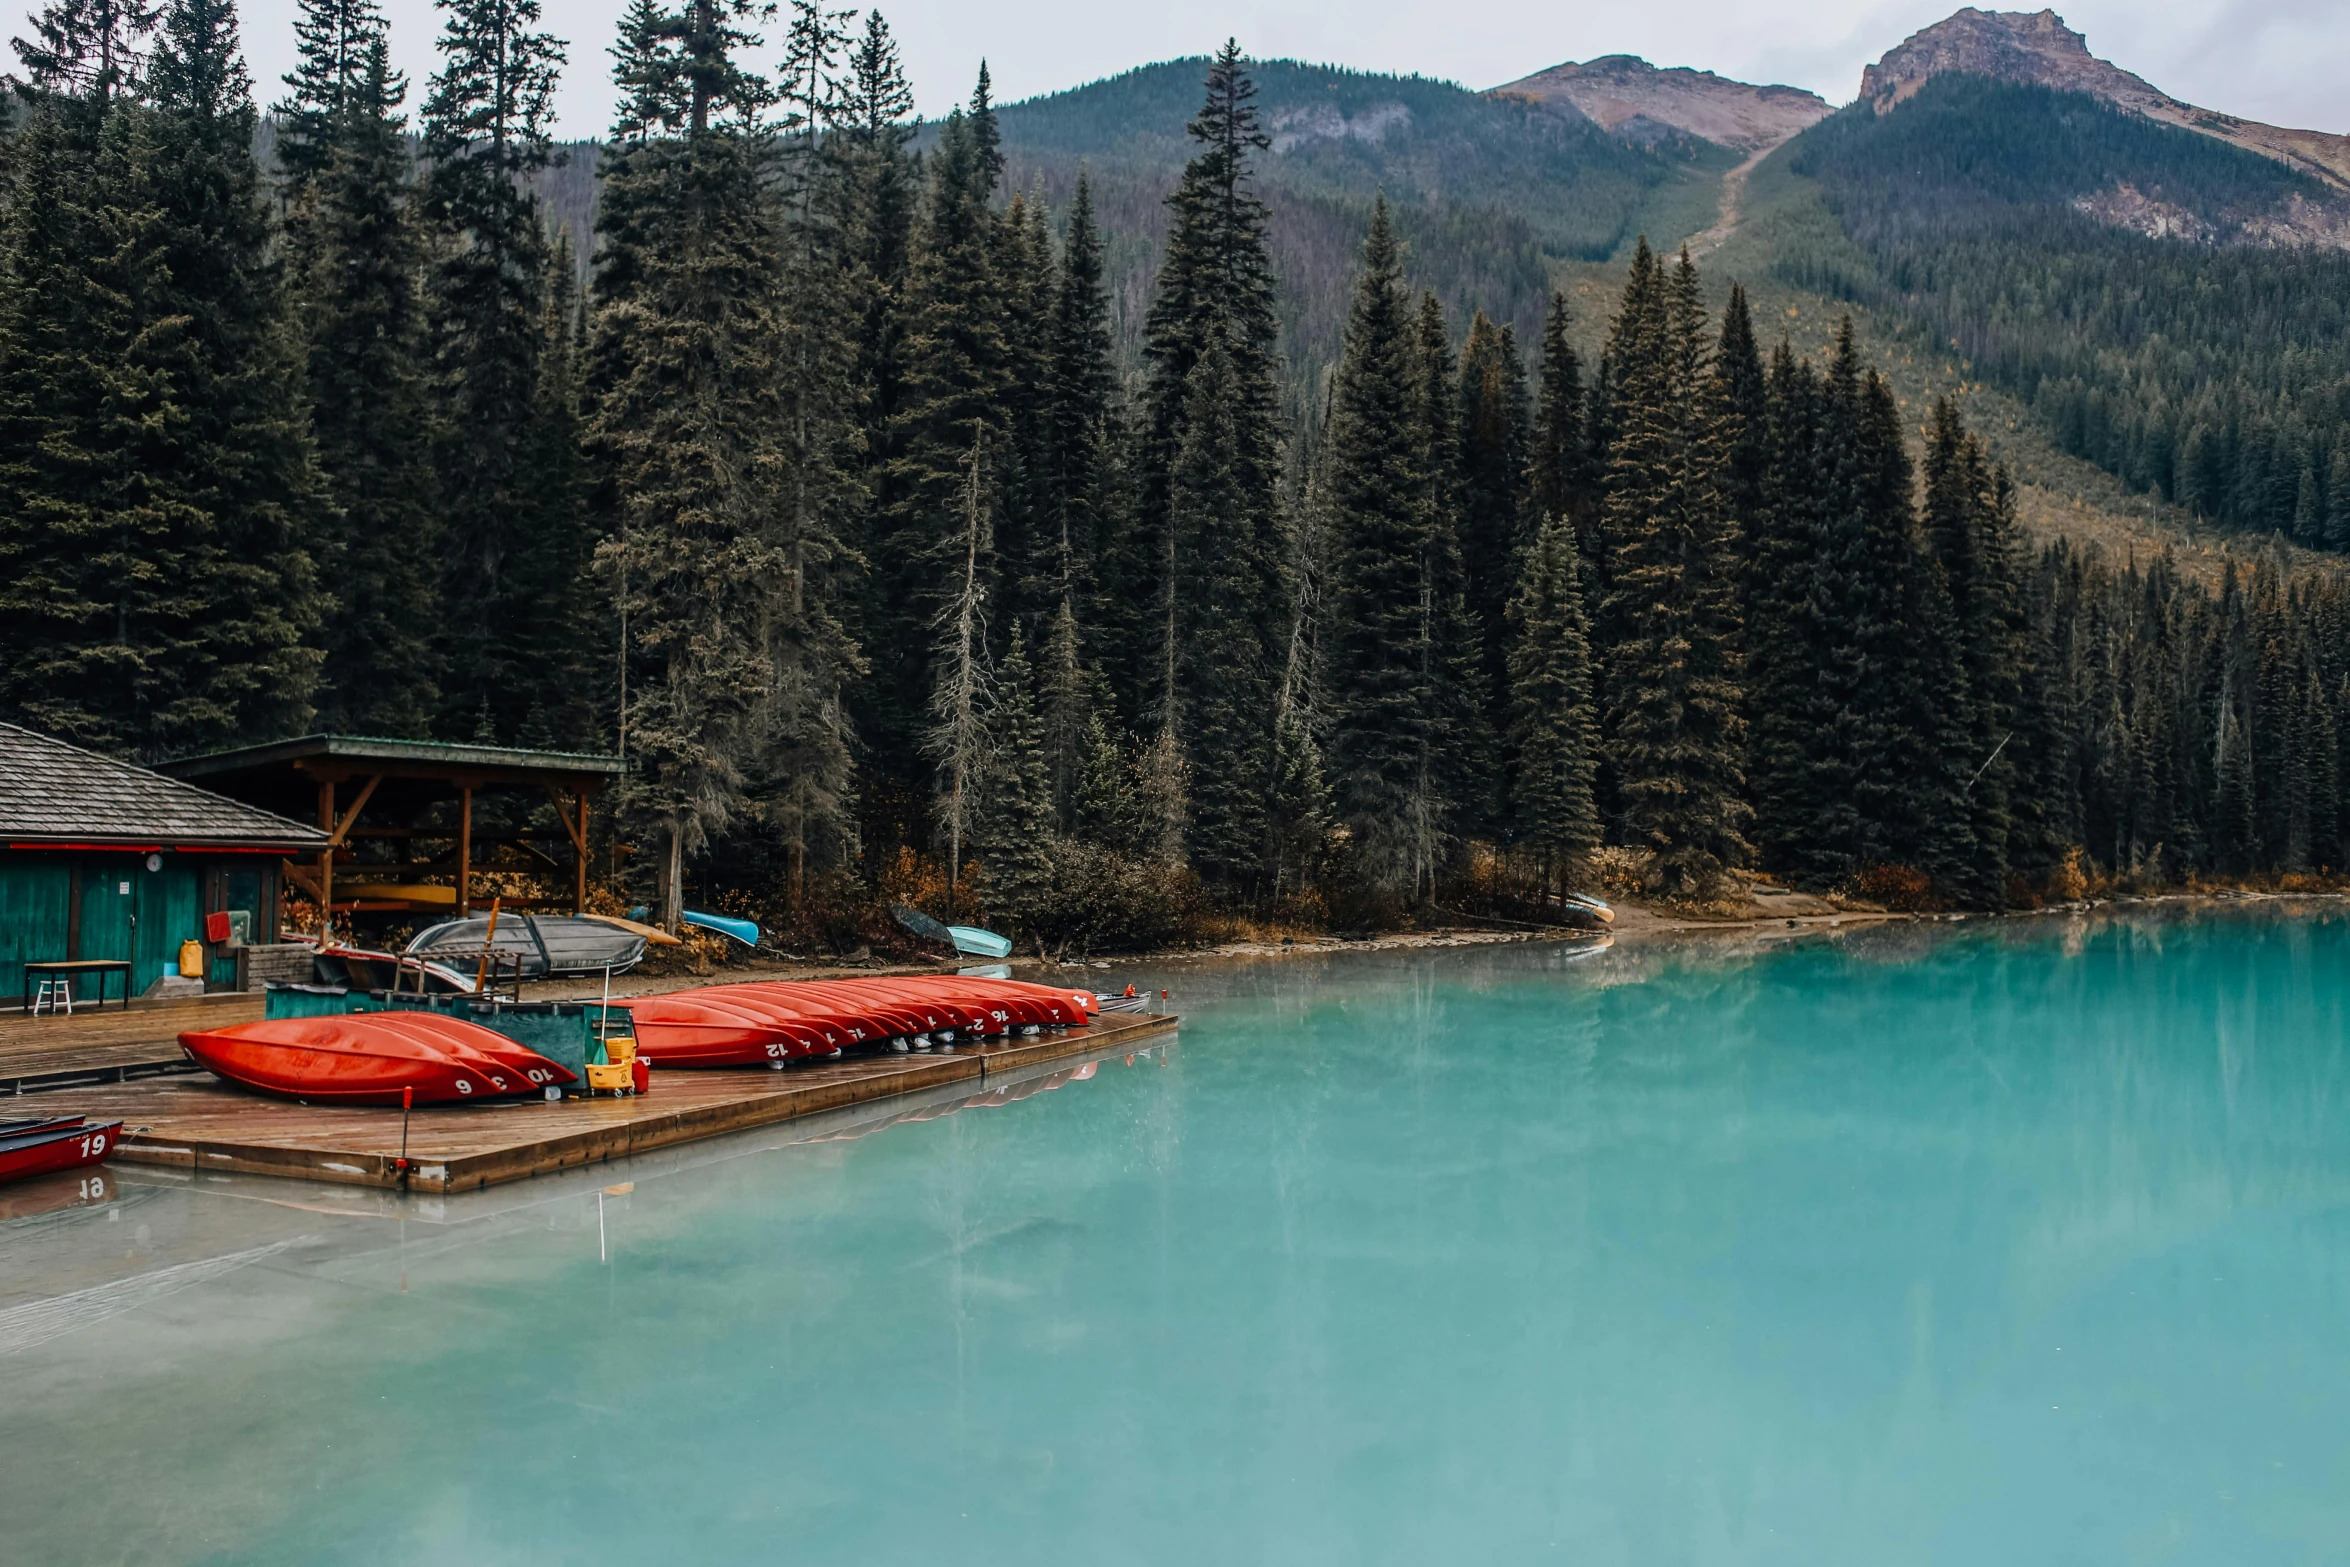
left=5, top=906, right=2349, bottom=1564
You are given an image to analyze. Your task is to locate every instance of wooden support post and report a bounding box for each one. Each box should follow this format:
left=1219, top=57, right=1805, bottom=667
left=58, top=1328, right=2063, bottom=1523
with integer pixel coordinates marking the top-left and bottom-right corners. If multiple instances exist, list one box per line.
left=575, top=788, right=590, bottom=914
left=457, top=787, right=473, bottom=916
left=317, top=779, right=335, bottom=936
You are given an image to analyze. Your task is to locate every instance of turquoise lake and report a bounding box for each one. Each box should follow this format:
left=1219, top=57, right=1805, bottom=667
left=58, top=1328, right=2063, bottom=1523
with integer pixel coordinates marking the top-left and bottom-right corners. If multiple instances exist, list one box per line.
left=4, top=906, right=2349, bottom=1563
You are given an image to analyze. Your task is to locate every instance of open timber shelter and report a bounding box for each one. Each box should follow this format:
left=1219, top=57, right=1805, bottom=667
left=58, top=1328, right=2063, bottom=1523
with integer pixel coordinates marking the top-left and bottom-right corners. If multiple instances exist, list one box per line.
left=0, top=722, right=330, bottom=1004
left=158, top=735, right=627, bottom=926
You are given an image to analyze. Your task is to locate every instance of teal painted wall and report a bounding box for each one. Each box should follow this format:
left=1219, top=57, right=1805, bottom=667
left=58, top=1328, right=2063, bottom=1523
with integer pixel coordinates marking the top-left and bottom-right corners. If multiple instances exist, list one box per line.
left=0, top=856, right=73, bottom=1003
left=1, top=851, right=216, bottom=1004
left=75, top=855, right=202, bottom=994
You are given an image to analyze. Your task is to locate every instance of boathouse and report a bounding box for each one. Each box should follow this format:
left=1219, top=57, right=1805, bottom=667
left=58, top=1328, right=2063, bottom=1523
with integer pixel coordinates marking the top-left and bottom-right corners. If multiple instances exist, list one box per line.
left=0, top=723, right=330, bottom=1005
left=159, top=735, right=626, bottom=926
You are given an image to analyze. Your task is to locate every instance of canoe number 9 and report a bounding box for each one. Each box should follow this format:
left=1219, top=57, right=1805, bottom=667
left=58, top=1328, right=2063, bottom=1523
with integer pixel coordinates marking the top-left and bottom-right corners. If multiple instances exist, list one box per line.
left=455, top=1079, right=473, bottom=1095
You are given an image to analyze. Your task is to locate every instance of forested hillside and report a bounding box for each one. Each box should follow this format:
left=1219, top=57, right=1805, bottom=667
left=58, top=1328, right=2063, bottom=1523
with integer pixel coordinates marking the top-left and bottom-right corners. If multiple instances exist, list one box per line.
left=1772, top=75, right=2350, bottom=547
left=9, top=4, right=2350, bottom=952
left=986, top=59, right=1728, bottom=395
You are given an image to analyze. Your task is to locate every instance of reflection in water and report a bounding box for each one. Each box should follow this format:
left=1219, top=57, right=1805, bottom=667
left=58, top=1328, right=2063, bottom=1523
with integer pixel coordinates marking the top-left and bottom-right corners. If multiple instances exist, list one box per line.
left=3, top=909, right=2349, bottom=1564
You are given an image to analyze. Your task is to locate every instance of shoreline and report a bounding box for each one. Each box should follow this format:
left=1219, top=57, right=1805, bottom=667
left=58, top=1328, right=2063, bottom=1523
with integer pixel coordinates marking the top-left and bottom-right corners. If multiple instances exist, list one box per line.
left=542, top=887, right=2350, bottom=1003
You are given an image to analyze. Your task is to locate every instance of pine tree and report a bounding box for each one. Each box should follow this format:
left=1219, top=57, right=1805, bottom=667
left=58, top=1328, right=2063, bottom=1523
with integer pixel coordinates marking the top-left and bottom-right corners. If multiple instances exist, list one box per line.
left=926, top=432, right=994, bottom=884
left=977, top=626, right=1057, bottom=931
left=1506, top=509, right=1602, bottom=895
left=272, top=0, right=385, bottom=188
left=1743, top=341, right=1823, bottom=877
left=1413, top=291, right=1493, bottom=839
left=765, top=0, right=861, bottom=889
left=867, top=83, right=1008, bottom=823
left=1595, top=243, right=1749, bottom=896
left=419, top=0, right=565, bottom=739
left=0, top=0, right=320, bottom=756
left=1037, top=171, right=1120, bottom=628
left=1324, top=200, right=1467, bottom=900
left=588, top=0, right=801, bottom=927
left=1124, top=40, right=1285, bottom=744
left=1923, top=398, right=2021, bottom=904
left=0, top=9, right=144, bottom=747
left=296, top=35, right=441, bottom=735
left=11, top=0, right=156, bottom=101
left=1527, top=289, right=1598, bottom=571
left=1167, top=334, right=1275, bottom=884
left=1456, top=308, right=1528, bottom=754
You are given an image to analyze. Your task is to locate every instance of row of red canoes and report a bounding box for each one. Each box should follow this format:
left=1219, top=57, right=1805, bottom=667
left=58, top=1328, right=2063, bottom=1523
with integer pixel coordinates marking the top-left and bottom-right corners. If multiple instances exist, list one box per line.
left=0, top=1114, right=122, bottom=1184
left=621, top=975, right=1101, bottom=1067
left=175, top=976, right=1105, bottom=1106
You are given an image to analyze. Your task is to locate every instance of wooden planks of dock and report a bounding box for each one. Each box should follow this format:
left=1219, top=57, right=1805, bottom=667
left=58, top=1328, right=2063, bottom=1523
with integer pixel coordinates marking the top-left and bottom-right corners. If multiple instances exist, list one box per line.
left=0, top=994, right=259, bottom=1094
left=28, top=1009, right=1177, bottom=1194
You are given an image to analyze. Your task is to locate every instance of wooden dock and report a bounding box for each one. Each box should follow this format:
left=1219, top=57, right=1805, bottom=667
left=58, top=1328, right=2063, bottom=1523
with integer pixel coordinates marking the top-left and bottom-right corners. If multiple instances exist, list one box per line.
left=0, top=994, right=258, bottom=1094
left=24, top=1010, right=1177, bottom=1194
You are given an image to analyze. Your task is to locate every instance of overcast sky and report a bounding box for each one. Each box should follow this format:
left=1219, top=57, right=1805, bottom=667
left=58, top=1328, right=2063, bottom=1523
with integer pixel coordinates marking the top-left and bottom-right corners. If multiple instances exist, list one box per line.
left=42, top=0, right=2350, bottom=139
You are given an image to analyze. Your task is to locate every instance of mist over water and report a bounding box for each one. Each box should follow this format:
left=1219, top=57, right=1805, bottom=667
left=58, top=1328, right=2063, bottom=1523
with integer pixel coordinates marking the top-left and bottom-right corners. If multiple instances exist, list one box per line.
left=4, top=906, right=2348, bottom=1563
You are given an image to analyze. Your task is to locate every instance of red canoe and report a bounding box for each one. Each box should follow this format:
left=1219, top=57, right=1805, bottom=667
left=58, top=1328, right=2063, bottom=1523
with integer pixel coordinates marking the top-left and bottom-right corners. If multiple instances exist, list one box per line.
left=620, top=992, right=843, bottom=1067
left=179, top=1015, right=557, bottom=1105
left=0, top=1116, right=121, bottom=1186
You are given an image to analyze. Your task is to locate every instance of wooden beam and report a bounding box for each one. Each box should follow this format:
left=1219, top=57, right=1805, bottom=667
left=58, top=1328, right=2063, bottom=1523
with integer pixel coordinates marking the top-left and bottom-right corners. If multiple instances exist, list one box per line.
left=281, top=857, right=326, bottom=904
left=456, top=788, right=472, bottom=916
left=324, top=774, right=382, bottom=849
left=316, top=779, right=335, bottom=937
left=576, top=788, right=590, bottom=915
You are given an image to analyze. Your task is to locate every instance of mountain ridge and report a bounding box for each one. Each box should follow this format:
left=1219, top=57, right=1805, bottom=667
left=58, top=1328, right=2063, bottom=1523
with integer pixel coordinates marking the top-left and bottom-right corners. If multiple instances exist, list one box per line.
left=1861, top=8, right=2350, bottom=188
left=1487, top=55, right=1831, bottom=155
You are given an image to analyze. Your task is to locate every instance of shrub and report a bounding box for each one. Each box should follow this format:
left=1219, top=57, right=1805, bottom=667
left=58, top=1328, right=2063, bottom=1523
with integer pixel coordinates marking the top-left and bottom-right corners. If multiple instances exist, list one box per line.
left=1847, top=862, right=1935, bottom=912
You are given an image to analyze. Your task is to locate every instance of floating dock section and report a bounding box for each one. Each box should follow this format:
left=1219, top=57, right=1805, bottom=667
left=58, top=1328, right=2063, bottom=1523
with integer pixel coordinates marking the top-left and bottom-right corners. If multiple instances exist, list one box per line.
left=22, top=1009, right=1176, bottom=1194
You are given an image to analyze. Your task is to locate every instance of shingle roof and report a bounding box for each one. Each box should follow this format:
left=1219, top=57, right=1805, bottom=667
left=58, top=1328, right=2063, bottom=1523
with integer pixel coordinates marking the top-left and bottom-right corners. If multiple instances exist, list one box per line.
left=163, top=734, right=625, bottom=782
left=0, top=723, right=329, bottom=850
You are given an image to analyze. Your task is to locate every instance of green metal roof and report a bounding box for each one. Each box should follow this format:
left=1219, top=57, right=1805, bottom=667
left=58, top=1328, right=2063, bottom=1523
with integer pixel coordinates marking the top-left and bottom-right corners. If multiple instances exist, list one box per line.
left=160, top=733, right=627, bottom=782
left=0, top=723, right=329, bottom=850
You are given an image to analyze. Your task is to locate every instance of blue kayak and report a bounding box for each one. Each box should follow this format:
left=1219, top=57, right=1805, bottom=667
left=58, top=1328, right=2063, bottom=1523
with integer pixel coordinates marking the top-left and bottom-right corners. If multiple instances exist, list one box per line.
left=681, top=909, right=761, bottom=947
left=947, top=925, right=1013, bottom=959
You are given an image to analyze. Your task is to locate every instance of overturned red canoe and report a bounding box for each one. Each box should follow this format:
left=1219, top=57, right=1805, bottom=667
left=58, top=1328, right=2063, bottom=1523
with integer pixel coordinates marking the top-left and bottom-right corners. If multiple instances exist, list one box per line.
left=179, top=1015, right=557, bottom=1105
left=375, top=1012, right=578, bottom=1090
left=619, top=992, right=823, bottom=1067
left=0, top=1116, right=120, bottom=1186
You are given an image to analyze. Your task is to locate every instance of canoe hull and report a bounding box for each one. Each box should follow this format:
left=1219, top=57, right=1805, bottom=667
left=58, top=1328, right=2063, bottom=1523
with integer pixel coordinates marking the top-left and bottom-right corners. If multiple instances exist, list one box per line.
left=0, top=1119, right=121, bottom=1186
left=180, top=1016, right=557, bottom=1105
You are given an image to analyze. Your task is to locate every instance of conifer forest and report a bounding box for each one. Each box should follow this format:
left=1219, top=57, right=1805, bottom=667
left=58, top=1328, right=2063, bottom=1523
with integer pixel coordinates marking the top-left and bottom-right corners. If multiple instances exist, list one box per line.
left=7, top=2, right=2350, bottom=947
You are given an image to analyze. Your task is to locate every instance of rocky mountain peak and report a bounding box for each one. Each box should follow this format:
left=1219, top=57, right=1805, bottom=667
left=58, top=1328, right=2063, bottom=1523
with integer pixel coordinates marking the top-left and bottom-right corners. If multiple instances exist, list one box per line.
left=1489, top=55, right=1831, bottom=155
left=1860, top=8, right=2350, bottom=188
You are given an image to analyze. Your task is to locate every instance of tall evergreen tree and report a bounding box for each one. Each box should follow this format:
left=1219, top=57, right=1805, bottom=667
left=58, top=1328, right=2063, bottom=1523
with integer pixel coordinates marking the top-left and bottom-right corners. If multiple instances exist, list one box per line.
left=1324, top=201, right=1474, bottom=899
left=869, top=81, right=1008, bottom=854
left=589, top=0, right=851, bottom=925
left=1596, top=243, right=1749, bottom=895
left=294, top=35, right=442, bottom=735
left=1506, top=509, right=1602, bottom=895
left=271, top=0, right=385, bottom=187
left=1922, top=398, right=2021, bottom=903
left=1166, top=334, right=1275, bottom=884
left=419, top=0, right=565, bottom=739
left=1456, top=308, right=1528, bottom=745
left=0, top=0, right=319, bottom=756
left=977, top=625, right=1057, bottom=930
left=1125, top=40, right=1285, bottom=753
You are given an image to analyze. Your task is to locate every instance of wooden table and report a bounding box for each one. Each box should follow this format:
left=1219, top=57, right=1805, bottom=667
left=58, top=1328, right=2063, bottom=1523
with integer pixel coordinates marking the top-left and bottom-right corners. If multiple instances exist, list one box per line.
left=22, top=960, right=133, bottom=1014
